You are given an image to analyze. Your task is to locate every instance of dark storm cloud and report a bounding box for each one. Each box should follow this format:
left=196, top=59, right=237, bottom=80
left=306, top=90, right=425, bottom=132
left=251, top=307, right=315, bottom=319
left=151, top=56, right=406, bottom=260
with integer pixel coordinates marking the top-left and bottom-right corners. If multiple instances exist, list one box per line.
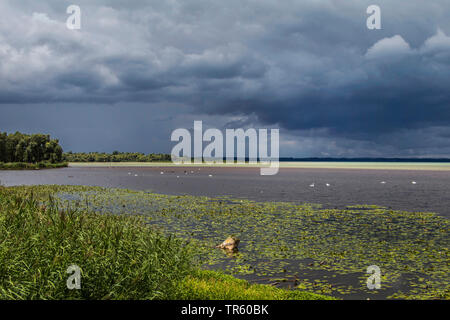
left=0, top=0, right=449, bottom=156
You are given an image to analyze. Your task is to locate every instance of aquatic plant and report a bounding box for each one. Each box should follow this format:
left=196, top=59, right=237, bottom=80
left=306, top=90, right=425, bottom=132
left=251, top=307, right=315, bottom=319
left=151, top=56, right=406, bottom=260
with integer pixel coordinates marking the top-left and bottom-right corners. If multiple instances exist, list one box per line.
left=3, top=185, right=449, bottom=299
left=0, top=186, right=330, bottom=300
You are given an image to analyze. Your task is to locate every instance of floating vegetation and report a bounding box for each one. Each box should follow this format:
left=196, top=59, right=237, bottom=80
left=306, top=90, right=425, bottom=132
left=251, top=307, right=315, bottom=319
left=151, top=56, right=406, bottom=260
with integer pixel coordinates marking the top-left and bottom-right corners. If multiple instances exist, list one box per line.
left=19, top=185, right=450, bottom=300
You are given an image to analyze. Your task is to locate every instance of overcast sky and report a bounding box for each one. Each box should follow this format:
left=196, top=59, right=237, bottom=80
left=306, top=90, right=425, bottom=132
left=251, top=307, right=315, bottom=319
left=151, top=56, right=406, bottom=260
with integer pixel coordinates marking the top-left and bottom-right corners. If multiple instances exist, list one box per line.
left=1, top=0, right=449, bottom=157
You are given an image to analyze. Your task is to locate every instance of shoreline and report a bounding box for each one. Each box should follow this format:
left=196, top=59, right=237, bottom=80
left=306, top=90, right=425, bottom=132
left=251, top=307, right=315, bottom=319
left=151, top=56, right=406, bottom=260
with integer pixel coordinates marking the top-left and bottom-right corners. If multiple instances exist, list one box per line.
left=68, top=161, right=450, bottom=171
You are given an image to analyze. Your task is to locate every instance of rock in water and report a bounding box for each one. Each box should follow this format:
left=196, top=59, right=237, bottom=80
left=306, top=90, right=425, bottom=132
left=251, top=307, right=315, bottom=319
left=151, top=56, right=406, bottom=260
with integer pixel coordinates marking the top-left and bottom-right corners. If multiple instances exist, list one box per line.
left=216, top=236, right=240, bottom=251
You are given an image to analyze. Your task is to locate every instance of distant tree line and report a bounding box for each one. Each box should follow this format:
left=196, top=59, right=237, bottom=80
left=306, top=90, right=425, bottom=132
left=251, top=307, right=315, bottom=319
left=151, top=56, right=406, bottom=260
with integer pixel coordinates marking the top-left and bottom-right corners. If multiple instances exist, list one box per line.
left=0, top=132, right=63, bottom=163
left=64, top=151, right=171, bottom=162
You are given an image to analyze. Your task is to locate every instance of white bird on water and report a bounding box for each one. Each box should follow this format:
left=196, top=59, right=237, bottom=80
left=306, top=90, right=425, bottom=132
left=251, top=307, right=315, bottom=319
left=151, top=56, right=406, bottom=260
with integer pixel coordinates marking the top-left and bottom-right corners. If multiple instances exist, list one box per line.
left=380, top=181, right=386, bottom=184
left=326, top=183, right=330, bottom=187
left=309, top=183, right=315, bottom=187
left=412, top=181, right=417, bottom=184
left=160, top=171, right=164, bottom=175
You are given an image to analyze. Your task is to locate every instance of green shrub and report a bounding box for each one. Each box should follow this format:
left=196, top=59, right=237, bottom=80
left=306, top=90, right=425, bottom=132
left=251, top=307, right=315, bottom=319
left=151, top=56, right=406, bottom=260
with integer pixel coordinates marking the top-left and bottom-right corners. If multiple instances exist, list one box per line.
left=0, top=187, right=194, bottom=299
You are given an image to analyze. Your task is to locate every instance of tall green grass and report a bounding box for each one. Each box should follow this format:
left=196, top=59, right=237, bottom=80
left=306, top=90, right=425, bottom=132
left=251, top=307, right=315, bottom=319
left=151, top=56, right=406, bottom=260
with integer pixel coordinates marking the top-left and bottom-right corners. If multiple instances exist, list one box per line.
left=0, top=187, right=194, bottom=299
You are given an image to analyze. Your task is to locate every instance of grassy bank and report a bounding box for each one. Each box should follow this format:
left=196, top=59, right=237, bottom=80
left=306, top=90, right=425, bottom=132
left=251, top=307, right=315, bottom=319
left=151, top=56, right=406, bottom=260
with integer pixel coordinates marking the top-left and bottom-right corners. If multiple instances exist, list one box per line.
left=179, top=270, right=333, bottom=300
left=0, top=162, right=68, bottom=170
left=0, top=186, right=331, bottom=300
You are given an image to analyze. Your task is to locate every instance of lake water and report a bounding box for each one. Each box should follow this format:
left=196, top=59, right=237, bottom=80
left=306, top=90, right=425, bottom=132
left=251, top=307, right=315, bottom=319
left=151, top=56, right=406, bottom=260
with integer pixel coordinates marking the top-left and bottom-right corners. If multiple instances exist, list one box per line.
left=1, top=165, right=449, bottom=217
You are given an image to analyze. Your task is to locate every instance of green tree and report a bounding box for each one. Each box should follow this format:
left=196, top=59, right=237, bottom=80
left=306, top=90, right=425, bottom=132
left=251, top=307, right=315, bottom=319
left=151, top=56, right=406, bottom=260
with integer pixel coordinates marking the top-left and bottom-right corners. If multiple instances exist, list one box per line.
left=0, top=132, right=64, bottom=164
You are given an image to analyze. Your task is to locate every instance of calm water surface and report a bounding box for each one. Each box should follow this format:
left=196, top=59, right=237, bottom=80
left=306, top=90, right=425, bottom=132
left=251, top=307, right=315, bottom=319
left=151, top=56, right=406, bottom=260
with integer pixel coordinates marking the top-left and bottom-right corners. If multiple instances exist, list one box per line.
left=1, top=166, right=449, bottom=217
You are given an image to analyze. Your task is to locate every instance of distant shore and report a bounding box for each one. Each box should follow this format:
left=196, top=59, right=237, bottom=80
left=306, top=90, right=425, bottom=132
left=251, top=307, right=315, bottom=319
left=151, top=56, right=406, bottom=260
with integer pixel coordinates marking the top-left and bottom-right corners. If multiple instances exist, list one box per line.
left=68, top=161, right=450, bottom=171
